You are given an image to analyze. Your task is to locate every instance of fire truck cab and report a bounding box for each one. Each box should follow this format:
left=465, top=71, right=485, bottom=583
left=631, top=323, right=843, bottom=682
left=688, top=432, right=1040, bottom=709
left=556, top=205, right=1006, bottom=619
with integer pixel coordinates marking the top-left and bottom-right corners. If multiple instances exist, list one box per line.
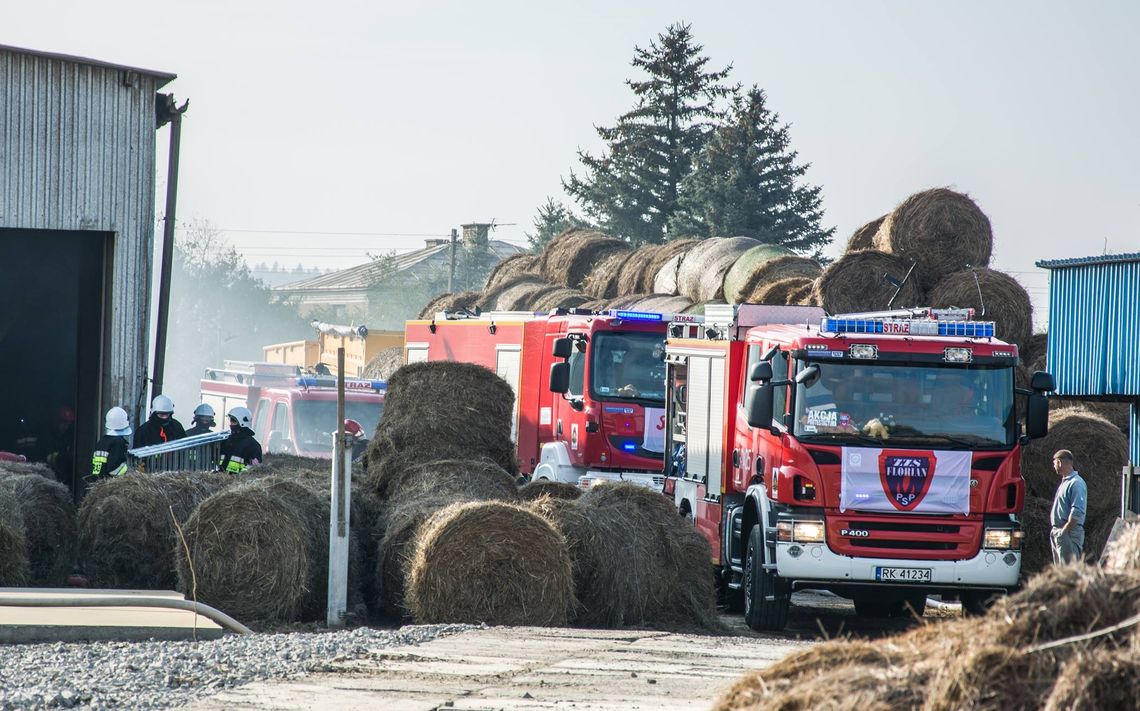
left=405, top=308, right=682, bottom=488
left=665, top=304, right=1053, bottom=630
left=200, top=361, right=386, bottom=459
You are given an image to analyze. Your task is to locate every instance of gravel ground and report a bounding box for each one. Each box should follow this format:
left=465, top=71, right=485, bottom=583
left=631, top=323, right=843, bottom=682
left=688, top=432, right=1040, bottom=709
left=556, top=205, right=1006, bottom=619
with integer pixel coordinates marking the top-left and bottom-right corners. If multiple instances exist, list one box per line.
left=0, top=624, right=475, bottom=710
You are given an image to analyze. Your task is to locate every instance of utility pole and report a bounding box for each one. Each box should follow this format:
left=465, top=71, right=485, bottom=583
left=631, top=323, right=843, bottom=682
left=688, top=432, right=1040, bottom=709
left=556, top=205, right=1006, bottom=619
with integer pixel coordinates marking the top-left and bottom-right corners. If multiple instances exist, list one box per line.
left=152, top=94, right=189, bottom=399
left=447, top=228, right=458, bottom=292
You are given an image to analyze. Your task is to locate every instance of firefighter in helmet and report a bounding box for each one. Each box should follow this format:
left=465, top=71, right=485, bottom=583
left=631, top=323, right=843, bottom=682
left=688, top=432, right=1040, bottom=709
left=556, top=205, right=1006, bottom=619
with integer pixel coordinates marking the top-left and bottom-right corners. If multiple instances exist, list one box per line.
left=344, top=418, right=369, bottom=464
left=133, top=394, right=187, bottom=448
left=185, top=403, right=217, bottom=436
left=217, top=406, right=263, bottom=475
left=87, top=407, right=132, bottom=488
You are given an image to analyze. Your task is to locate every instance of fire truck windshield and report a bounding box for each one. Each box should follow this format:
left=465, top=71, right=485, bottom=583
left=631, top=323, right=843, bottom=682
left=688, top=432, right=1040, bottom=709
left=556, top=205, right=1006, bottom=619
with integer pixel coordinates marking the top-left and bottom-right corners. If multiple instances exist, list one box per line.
left=294, top=400, right=384, bottom=452
left=589, top=332, right=667, bottom=405
left=793, top=362, right=1015, bottom=449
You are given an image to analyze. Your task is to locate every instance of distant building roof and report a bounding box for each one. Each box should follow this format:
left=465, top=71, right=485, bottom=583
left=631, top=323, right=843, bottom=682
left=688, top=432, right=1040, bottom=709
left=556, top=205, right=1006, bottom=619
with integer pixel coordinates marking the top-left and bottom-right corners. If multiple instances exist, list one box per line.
left=0, top=44, right=177, bottom=86
left=275, top=239, right=525, bottom=293
left=1036, top=252, right=1140, bottom=269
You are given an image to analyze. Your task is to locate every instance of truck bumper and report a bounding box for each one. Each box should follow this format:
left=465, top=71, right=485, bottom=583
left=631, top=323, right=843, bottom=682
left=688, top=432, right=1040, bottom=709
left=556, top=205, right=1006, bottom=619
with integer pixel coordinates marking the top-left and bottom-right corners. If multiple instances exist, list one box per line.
left=579, top=470, right=666, bottom=491
left=774, top=542, right=1021, bottom=590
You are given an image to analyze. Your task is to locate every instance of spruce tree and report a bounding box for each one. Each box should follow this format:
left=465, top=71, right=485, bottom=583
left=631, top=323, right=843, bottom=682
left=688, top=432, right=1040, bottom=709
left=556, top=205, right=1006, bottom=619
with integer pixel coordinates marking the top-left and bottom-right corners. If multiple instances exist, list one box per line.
left=525, top=197, right=586, bottom=252
left=670, top=86, right=835, bottom=252
left=564, top=23, right=733, bottom=245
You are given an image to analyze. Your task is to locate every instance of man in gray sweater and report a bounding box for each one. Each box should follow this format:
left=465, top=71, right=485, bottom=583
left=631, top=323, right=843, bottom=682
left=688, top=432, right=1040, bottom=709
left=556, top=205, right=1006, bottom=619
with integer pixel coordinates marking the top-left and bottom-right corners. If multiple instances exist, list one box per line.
left=1050, top=449, right=1087, bottom=564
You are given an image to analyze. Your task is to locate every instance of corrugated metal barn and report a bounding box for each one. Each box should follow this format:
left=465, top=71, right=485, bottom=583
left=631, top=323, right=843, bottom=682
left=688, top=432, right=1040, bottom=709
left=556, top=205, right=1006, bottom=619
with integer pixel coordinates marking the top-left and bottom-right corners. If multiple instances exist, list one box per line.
left=1037, top=253, right=1140, bottom=467
left=0, top=44, right=175, bottom=495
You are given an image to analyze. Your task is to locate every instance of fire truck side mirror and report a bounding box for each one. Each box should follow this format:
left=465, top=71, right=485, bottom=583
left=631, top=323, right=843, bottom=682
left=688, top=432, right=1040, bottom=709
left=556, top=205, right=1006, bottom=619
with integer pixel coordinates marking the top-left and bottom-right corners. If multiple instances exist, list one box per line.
left=550, top=362, right=570, bottom=394
left=552, top=338, right=574, bottom=359
left=795, top=364, right=821, bottom=388
left=1029, top=371, right=1055, bottom=393
left=744, top=384, right=774, bottom=430
left=749, top=361, right=773, bottom=383
left=1025, top=393, right=1049, bottom=439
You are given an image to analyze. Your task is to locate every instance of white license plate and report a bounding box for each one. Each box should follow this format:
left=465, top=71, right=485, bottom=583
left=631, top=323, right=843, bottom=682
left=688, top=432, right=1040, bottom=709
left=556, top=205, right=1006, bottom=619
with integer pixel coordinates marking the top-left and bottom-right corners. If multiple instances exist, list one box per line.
left=875, top=566, right=932, bottom=582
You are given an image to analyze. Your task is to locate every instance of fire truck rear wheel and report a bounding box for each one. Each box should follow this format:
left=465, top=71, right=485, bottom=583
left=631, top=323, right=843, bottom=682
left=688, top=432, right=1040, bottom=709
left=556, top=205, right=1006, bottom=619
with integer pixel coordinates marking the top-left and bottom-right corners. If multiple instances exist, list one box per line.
left=743, top=524, right=789, bottom=631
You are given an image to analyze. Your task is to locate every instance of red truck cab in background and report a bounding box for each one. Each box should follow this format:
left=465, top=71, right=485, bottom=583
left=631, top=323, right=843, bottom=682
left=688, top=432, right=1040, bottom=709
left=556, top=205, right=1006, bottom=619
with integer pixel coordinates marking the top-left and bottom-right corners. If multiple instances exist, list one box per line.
left=665, top=304, right=1054, bottom=629
left=404, top=307, right=684, bottom=488
left=200, top=361, right=386, bottom=459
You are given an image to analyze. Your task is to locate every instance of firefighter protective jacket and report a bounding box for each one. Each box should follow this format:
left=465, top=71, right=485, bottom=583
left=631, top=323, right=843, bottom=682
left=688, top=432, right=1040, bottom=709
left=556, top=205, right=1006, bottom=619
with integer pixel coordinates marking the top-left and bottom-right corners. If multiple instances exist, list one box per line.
left=89, top=435, right=129, bottom=479
left=133, top=414, right=187, bottom=448
left=218, top=427, right=263, bottom=474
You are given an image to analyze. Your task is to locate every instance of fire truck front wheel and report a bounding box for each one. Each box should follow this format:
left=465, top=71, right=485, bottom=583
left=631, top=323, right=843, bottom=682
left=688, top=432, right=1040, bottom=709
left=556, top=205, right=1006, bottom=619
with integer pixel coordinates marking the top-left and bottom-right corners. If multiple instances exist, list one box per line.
left=744, top=524, right=789, bottom=631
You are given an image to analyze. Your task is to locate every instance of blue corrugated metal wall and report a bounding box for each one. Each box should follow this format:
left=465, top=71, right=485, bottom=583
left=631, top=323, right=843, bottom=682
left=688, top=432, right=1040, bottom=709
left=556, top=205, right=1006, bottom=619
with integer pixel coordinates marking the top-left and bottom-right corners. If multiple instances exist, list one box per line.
left=1132, top=403, right=1139, bottom=466
left=1046, top=261, right=1140, bottom=397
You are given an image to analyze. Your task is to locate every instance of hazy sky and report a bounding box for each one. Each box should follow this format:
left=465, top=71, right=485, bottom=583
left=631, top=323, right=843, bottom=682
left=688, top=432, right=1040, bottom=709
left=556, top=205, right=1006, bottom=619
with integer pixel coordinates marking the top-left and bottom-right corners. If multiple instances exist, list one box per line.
left=6, top=1, right=1139, bottom=326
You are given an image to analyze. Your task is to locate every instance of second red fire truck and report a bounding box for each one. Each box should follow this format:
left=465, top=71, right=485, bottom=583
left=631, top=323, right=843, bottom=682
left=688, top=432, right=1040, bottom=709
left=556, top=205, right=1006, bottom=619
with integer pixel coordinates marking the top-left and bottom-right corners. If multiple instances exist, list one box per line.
left=404, top=307, right=691, bottom=488
left=664, top=303, right=1053, bottom=629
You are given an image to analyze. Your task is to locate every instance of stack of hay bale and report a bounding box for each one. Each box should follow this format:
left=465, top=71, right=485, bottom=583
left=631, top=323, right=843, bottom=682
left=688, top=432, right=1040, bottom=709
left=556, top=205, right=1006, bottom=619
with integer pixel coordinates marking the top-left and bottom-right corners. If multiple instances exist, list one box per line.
left=365, top=360, right=575, bottom=626
left=714, top=530, right=1140, bottom=710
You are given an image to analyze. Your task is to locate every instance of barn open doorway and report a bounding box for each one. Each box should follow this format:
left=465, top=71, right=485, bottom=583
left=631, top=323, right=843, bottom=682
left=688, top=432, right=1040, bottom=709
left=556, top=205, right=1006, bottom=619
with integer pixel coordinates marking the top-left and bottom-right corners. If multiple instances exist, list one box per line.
left=0, top=228, right=109, bottom=499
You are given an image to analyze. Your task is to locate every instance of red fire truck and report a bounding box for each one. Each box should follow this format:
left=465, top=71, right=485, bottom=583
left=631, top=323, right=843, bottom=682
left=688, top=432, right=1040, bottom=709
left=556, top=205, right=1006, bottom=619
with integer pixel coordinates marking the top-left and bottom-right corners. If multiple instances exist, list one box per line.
left=200, top=361, right=386, bottom=459
left=404, top=308, right=687, bottom=488
left=664, top=304, right=1053, bottom=629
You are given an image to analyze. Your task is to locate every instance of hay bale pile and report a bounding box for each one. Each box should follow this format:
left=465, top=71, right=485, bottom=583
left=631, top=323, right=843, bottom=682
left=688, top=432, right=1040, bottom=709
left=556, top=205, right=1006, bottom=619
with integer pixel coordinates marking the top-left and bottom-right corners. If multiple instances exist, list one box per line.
left=0, top=469, right=78, bottom=585
left=530, top=483, right=719, bottom=629
left=78, top=471, right=231, bottom=589
left=872, top=187, right=993, bottom=291
left=362, top=346, right=404, bottom=381
left=715, top=561, right=1140, bottom=711
left=814, top=249, right=926, bottom=314
left=0, top=485, right=28, bottom=586
left=539, top=229, right=631, bottom=290
left=483, top=253, right=540, bottom=293
left=1020, top=408, right=1128, bottom=505
left=364, top=361, right=518, bottom=497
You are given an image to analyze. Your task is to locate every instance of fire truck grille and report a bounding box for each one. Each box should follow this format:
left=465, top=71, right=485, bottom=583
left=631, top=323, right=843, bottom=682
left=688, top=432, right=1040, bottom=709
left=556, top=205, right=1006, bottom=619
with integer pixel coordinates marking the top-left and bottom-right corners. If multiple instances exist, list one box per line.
left=848, top=539, right=959, bottom=551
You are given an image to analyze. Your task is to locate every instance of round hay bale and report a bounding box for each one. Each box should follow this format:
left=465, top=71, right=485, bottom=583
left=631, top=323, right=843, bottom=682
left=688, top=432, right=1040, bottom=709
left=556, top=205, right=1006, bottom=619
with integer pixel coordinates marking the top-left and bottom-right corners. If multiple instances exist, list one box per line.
left=0, top=485, right=28, bottom=586
left=730, top=255, right=821, bottom=305
left=790, top=279, right=820, bottom=306
left=0, top=461, right=58, bottom=479
left=364, top=361, right=518, bottom=497
left=530, top=287, right=591, bottom=313
left=385, top=459, right=521, bottom=507
left=615, top=245, right=663, bottom=296
left=519, top=479, right=581, bottom=501
left=479, top=273, right=546, bottom=312
left=675, top=236, right=761, bottom=303
left=652, top=252, right=686, bottom=295
left=639, top=239, right=697, bottom=294
left=873, top=188, right=993, bottom=290
left=417, top=290, right=482, bottom=319
left=927, top=268, right=1032, bottom=350
left=78, top=471, right=232, bottom=589
left=814, top=249, right=925, bottom=315
left=1102, top=521, right=1140, bottom=572
left=582, top=249, right=638, bottom=299
left=721, top=245, right=796, bottom=304
left=484, top=253, right=540, bottom=292
left=1043, top=648, right=1140, bottom=711
left=362, top=346, right=405, bottom=381
left=492, top=279, right=557, bottom=312
left=845, top=214, right=887, bottom=253
left=745, top=275, right=815, bottom=305
left=1023, top=332, right=1048, bottom=371
left=1019, top=495, right=1053, bottom=577
left=1053, top=399, right=1131, bottom=437
left=541, top=483, right=718, bottom=629
left=1019, top=408, right=1128, bottom=509
left=0, top=471, right=77, bottom=585
left=538, top=228, right=630, bottom=290
left=622, top=294, right=694, bottom=313
left=178, top=476, right=351, bottom=622
left=406, top=500, right=575, bottom=625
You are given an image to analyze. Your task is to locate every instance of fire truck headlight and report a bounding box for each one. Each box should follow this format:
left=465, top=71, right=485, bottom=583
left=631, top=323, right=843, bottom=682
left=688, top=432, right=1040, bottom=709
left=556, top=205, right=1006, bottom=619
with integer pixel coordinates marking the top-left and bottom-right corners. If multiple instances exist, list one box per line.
left=984, top=528, right=1022, bottom=550
left=793, top=520, right=826, bottom=543
left=776, top=521, right=793, bottom=542
left=849, top=344, right=878, bottom=360
left=944, top=347, right=973, bottom=363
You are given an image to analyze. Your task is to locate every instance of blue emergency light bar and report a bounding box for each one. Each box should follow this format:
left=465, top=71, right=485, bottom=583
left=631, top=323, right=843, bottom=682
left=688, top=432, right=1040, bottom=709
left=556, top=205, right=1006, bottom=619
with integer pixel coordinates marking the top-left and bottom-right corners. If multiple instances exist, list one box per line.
left=608, top=309, right=665, bottom=322
left=821, top=317, right=996, bottom=338
left=296, top=376, right=387, bottom=391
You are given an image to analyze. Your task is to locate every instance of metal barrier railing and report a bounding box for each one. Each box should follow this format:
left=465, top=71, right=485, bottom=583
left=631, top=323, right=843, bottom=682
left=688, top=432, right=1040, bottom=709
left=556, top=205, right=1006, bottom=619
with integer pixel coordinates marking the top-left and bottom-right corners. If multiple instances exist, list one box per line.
left=128, top=432, right=231, bottom=474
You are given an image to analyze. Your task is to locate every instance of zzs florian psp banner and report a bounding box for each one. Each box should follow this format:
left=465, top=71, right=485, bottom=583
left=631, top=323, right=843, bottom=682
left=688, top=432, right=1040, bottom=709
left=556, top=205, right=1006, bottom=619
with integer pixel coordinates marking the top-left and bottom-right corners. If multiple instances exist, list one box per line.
left=839, top=448, right=972, bottom=515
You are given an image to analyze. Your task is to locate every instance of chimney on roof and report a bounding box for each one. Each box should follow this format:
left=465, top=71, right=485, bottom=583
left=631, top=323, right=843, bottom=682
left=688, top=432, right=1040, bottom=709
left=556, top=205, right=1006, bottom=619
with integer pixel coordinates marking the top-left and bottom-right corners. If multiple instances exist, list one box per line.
left=424, top=238, right=448, bottom=248
left=461, top=223, right=491, bottom=248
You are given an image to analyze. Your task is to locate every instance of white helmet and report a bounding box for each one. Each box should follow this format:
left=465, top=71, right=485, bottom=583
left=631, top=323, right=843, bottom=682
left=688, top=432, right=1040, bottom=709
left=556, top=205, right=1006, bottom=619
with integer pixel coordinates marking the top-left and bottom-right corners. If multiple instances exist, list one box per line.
left=228, top=406, right=253, bottom=429
left=105, top=407, right=132, bottom=436
left=193, top=403, right=215, bottom=418
left=152, top=394, right=175, bottom=414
